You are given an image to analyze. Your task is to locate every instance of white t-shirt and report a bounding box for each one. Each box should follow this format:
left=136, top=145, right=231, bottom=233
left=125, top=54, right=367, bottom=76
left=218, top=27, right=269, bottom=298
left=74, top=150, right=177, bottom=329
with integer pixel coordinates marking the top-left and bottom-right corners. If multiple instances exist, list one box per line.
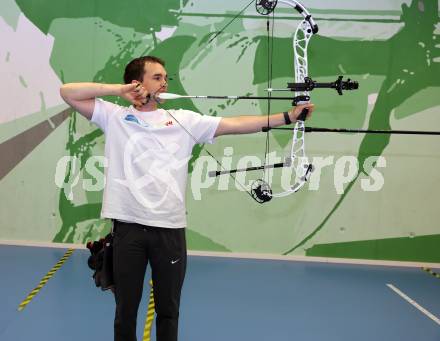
left=91, top=98, right=221, bottom=229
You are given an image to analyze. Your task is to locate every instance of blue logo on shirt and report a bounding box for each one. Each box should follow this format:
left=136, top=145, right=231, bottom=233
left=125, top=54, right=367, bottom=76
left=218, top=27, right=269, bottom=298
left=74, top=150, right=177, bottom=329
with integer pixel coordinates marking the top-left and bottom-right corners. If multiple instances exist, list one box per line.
left=124, top=114, right=149, bottom=127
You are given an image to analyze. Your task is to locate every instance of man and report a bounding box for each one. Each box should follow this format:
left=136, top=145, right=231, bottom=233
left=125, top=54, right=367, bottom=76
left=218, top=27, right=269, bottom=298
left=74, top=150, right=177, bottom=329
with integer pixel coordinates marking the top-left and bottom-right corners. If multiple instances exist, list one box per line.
left=60, top=55, right=314, bottom=341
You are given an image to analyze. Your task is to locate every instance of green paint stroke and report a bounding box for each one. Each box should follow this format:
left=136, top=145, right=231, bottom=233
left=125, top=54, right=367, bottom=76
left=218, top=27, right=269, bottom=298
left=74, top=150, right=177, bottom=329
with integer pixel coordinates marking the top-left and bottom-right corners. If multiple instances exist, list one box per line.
left=283, top=0, right=440, bottom=255
left=0, top=0, right=21, bottom=29
left=16, top=0, right=187, bottom=34
left=186, top=229, right=230, bottom=252
left=306, top=234, right=440, bottom=263
left=53, top=112, right=103, bottom=243
left=19, top=75, right=28, bottom=88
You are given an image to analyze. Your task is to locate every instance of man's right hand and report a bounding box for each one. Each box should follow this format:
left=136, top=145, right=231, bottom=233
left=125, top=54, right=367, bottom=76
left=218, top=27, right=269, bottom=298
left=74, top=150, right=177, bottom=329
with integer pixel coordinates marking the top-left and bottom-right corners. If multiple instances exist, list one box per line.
left=120, top=82, right=149, bottom=109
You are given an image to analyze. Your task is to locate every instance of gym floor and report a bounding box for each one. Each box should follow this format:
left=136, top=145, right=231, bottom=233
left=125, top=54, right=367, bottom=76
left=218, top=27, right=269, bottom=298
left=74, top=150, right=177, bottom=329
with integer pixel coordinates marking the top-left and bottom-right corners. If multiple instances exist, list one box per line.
left=0, top=245, right=439, bottom=341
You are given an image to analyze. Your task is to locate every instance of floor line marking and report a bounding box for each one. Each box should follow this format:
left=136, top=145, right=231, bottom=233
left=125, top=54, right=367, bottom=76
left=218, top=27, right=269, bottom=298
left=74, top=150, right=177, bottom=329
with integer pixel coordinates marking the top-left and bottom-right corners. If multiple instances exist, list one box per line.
left=143, top=279, right=155, bottom=341
left=422, top=267, right=440, bottom=279
left=386, top=283, right=440, bottom=326
left=17, top=248, right=75, bottom=311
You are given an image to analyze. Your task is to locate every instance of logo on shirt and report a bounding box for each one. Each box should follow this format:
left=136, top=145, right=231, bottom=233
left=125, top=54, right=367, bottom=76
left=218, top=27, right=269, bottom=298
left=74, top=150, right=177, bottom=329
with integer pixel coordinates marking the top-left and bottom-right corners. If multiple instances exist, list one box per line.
left=124, top=114, right=174, bottom=128
left=123, top=114, right=149, bottom=127
left=124, top=114, right=150, bottom=128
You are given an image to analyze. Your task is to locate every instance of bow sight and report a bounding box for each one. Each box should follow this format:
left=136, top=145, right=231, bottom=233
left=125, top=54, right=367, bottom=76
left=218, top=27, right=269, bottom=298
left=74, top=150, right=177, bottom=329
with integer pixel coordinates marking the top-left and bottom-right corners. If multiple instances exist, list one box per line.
left=267, top=76, right=360, bottom=105
left=287, top=76, right=359, bottom=95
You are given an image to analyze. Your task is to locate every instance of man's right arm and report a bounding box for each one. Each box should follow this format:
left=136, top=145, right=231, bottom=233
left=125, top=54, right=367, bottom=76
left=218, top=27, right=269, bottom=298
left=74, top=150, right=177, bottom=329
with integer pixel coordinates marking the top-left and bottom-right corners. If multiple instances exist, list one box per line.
left=59, top=83, right=141, bottom=120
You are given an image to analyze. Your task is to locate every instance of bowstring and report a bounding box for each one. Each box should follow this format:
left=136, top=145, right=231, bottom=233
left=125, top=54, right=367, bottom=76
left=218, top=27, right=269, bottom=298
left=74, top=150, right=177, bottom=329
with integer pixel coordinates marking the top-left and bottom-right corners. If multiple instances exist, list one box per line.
left=263, top=11, right=276, bottom=184
left=207, top=0, right=255, bottom=44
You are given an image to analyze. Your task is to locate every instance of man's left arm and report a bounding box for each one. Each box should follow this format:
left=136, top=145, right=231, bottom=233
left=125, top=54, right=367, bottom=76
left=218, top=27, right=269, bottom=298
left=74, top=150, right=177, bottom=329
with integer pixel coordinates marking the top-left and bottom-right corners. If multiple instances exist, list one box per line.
left=214, top=103, right=315, bottom=137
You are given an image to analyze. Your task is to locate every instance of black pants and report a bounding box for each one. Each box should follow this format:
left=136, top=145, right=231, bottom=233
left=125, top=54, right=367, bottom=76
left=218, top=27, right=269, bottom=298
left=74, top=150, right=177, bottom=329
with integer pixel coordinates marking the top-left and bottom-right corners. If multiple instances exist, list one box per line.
left=112, top=220, right=187, bottom=341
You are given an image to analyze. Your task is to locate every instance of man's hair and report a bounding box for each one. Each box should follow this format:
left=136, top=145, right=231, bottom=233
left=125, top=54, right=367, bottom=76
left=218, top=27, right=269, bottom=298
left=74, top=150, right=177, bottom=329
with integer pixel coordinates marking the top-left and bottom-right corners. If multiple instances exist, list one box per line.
left=123, top=56, right=165, bottom=84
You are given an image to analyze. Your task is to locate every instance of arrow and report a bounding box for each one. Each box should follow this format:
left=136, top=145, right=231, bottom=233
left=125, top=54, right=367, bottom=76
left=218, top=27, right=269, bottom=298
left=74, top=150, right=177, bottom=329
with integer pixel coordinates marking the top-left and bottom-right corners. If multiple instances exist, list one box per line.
left=156, top=92, right=296, bottom=101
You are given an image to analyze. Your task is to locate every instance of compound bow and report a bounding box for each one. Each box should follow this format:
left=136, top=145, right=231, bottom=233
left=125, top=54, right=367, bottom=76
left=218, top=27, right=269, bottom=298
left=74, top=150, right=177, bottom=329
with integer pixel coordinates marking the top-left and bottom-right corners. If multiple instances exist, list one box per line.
left=208, top=0, right=358, bottom=203
left=158, top=0, right=360, bottom=203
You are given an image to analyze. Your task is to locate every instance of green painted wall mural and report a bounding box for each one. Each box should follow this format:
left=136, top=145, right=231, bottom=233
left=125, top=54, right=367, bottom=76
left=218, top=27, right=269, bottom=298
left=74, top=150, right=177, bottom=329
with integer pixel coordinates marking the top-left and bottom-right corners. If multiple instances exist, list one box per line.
left=0, top=0, right=439, bottom=262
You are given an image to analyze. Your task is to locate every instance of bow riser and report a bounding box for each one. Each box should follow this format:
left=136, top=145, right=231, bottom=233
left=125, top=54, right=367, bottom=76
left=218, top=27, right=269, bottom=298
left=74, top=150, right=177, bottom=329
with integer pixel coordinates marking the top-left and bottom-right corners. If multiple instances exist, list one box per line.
left=263, top=0, right=316, bottom=201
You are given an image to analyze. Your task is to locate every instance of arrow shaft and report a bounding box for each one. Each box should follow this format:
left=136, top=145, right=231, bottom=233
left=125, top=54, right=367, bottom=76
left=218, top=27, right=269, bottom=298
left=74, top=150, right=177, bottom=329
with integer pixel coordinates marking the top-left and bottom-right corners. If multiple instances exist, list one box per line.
left=167, top=95, right=297, bottom=100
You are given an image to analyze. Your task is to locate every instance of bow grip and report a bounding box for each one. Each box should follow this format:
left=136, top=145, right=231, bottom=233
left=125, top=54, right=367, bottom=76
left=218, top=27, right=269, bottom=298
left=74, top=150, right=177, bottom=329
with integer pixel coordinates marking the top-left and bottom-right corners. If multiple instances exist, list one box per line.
left=296, top=100, right=309, bottom=121
left=298, top=108, right=309, bottom=121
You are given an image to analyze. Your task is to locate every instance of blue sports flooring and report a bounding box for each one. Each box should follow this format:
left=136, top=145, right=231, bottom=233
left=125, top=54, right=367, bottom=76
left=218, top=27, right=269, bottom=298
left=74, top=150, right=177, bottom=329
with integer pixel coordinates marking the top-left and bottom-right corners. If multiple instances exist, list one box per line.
left=0, top=245, right=439, bottom=341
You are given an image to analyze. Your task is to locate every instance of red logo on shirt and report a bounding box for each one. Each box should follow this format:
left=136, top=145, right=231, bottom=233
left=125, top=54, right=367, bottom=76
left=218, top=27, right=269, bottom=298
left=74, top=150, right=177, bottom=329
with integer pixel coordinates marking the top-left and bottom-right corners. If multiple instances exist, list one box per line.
left=165, top=120, right=173, bottom=126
